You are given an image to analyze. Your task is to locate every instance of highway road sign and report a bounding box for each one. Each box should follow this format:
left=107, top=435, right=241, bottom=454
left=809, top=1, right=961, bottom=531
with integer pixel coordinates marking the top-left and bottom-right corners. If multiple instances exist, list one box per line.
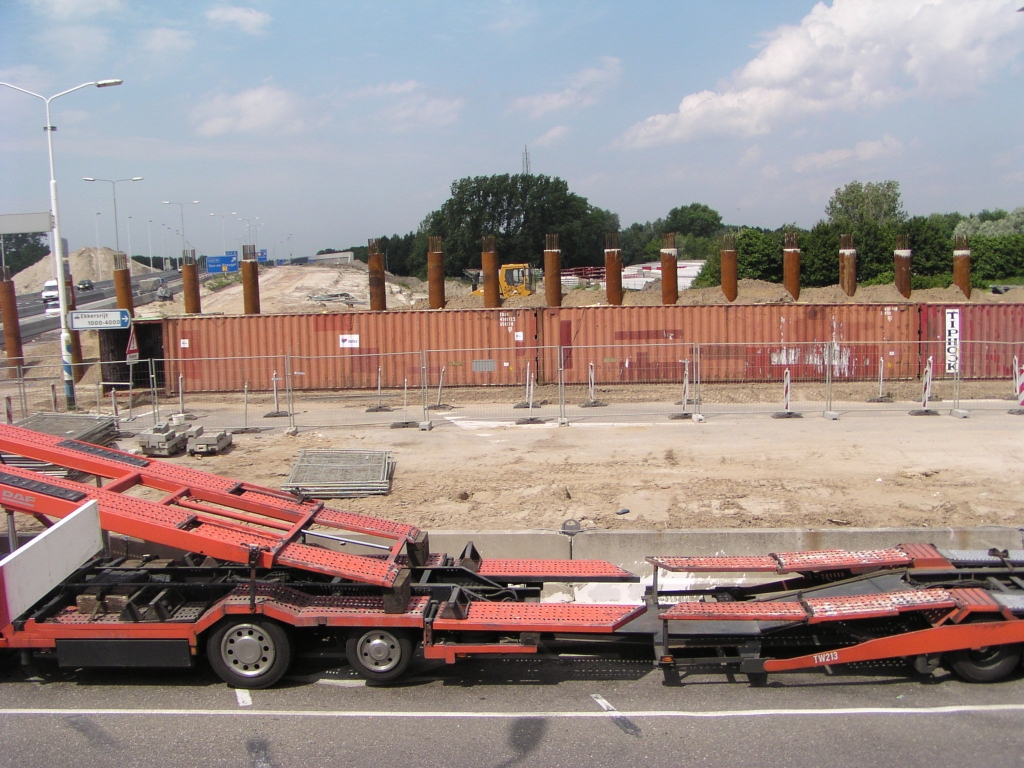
left=207, top=255, right=238, bottom=273
left=68, top=309, right=131, bottom=330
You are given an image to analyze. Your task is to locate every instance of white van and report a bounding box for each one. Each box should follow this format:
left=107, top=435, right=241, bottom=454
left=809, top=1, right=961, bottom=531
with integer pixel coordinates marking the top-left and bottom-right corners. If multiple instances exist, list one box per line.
left=41, top=279, right=59, bottom=302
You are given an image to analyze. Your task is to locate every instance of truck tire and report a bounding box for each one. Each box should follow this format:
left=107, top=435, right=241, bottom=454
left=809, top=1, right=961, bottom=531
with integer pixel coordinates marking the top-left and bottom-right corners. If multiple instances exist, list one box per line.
left=950, top=644, right=1021, bottom=683
left=346, top=629, right=413, bottom=683
left=207, top=619, right=291, bottom=689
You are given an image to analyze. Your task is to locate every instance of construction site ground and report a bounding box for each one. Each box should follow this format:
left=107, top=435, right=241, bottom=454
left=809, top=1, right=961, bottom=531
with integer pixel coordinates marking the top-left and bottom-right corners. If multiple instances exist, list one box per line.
left=11, top=306, right=1024, bottom=536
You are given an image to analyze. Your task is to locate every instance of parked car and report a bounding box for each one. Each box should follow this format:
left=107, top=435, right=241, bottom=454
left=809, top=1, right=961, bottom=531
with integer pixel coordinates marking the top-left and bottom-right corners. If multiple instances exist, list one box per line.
left=77, top=278, right=94, bottom=291
left=40, top=279, right=59, bottom=302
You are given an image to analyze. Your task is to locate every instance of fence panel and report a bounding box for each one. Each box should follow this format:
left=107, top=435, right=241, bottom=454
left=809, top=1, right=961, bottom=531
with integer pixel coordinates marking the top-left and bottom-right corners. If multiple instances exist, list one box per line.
left=696, top=342, right=828, bottom=417
left=291, top=351, right=425, bottom=429
left=418, top=346, right=555, bottom=425
left=559, top=342, right=696, bottom=424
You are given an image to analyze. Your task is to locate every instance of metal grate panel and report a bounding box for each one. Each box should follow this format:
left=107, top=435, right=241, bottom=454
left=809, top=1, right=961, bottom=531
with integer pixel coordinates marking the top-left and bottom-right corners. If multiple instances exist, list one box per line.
left=774, top=549, right=912, bottom=572
left=477, top=559, right=637, bottom=582
left=805, top=589, right=956, bottom=623
left=648, top=555, right=777, bottom=573
left=283, top=450, right=395, bottom=498
left=660, top=600, right=807, bottom=622
left=433, top=602, right=645, bottom=633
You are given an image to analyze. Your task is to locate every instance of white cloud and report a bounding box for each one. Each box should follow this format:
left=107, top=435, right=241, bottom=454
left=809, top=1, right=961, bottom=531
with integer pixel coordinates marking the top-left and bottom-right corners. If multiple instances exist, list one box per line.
left=622, top=0, right=1024, bottom=147
left=487, top=2, right=539, bottom=34
left=352, top=81, right=421, bottom=99
left=29, top=0, right=122, bottom=19
left=793, top=135, right=902, bottom=172
left=143, top=27, right=195, bottom=55
left=205, top=6, right=272, bottom=35
left=534, top=126, right=569, bottom=147
left=511, top=56, right=622, bottom=118
left=192, top=86, right=303, bottom=136
left=35, top=25, right=111, bottom=59
left=738, top=145, right=762, bottom=166
left=384, top=94, right=464, bottom=130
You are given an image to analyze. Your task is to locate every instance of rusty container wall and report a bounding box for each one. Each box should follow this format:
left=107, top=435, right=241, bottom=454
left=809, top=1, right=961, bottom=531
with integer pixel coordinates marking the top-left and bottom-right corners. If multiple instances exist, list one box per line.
left=660, top=233, right=678, bottom=306
left=544, top=234, right=562, bottom=308
left=894, top=234, right=912, bottom=299
left=0, top=271, right=24, bottom=376
left=783, top=232, right=800, bottom=301
left=160, top=308, right=540, bottom=392
left=241, top=245, right=261, bottom=315
left=367, top=239, right=386, bottom=312
left=839, top=234, right=857, bottom=297
left=720, top=234, right=737, bottom=303
left=604, top=233, right=623, bottom=306
left=427, top=236, right=445, bottom=309
left=182, top=249, right=201, bottom=314
left=953, top=235, right=971, bottom=299
left=920, top=303, right=1024, bottom=380
left=540, top=304, right=920, bottom=385
left=481, top=236, right=500, bottom=308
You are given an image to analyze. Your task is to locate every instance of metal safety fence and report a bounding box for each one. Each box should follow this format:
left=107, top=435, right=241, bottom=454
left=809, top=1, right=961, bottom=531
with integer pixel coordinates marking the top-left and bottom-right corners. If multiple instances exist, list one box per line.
left=1, top=338, right=1021, bottom=430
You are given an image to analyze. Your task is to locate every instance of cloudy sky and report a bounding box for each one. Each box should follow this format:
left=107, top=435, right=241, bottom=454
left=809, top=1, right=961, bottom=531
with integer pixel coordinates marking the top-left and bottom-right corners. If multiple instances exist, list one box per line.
left=1, top=0, right=1022, bottom=261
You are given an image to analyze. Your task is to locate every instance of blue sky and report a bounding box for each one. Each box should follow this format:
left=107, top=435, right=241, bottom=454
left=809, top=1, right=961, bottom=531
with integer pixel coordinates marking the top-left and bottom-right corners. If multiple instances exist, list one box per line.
left=1, top=0, right=1022, bottom=261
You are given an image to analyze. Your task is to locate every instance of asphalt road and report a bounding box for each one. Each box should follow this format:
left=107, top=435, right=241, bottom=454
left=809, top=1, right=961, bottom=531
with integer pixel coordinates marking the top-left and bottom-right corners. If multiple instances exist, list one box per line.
left=1, top=652, right=1023, bottom=767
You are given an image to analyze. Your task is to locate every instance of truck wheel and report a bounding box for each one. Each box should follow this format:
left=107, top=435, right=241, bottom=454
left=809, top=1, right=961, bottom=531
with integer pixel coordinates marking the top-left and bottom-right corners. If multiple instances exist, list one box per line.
left=346, top=629, right=413, bottom=683
left=950, top=644, right=1021, bottom=683
left=207, top=620, right=291, bottom=689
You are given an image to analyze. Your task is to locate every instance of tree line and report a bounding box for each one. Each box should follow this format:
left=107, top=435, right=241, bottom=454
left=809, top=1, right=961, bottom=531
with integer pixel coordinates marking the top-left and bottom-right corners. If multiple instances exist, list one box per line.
left=323, top=176, right=1024, bottom=287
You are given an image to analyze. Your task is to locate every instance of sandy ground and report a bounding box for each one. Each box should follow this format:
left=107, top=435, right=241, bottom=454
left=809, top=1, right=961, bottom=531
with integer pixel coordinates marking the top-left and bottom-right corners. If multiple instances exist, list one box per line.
left=132, top=413, right=1024, bottom=534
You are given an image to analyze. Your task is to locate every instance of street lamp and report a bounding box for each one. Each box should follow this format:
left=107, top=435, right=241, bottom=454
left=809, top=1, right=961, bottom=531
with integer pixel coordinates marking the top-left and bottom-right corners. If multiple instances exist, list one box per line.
left=83, top=176, right=142, bottom=280
left=0, top=77, right=123, bottom=409
left=209, top=211, right=236, bottom=256
left=163, top=200, right=200, bottom=260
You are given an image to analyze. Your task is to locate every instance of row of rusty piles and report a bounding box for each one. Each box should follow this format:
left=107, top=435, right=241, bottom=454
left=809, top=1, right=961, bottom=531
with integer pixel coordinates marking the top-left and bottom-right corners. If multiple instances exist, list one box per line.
left=718, top=233, right=974, bottom=303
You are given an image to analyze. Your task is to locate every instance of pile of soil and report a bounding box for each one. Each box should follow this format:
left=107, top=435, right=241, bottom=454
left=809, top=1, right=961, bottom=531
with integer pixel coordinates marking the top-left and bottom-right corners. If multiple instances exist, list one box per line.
left=14, top=247, right=159, bottom=293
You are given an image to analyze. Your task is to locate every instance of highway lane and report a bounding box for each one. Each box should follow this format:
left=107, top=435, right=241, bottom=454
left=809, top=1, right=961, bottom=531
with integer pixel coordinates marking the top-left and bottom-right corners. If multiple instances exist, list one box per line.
left=13, top=270, right=180, bottom=317
left=1, top=652, right=1023, bottom=767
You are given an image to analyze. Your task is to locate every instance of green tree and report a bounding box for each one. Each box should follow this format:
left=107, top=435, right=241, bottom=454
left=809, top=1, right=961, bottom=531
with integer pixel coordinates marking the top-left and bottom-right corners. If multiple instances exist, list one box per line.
left=1, top=232, right=49, bottom=277
left=826, top=180, right=907, bottom=228
left=801, top=221, right=841, bottom=287
left=736, top=229, right=782, bottom=282
left=663, top=203, right=722, bottom=238
left=426, top=174, right=618, bottom=275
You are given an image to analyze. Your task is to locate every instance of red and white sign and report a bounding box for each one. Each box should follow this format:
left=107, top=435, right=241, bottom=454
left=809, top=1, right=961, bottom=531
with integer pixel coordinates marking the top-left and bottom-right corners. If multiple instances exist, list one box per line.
left=125, top=326, right=139, bottom=364
left=922, top=356, right=934, bottom=409
left=1017, top=356, right=1024, bottom=408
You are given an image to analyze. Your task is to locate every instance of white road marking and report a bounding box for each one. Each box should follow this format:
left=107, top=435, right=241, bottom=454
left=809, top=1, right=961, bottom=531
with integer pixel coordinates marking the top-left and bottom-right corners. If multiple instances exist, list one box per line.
left=235, top=689, right=252, bottom=707
left=590, top=694, right=616, bottom=713
left=3, top=704, right=1024, bottom=719
left=591, top=693, right=642, bottom=736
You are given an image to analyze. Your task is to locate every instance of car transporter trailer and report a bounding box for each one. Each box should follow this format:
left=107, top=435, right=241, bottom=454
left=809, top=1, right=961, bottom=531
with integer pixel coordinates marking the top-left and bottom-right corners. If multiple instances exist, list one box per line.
left=1, top=423, right=1023, bottom=689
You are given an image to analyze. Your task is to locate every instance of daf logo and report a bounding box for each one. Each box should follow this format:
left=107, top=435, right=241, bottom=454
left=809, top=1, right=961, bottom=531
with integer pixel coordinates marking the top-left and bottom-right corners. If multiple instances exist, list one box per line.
left=2, top=488, right=36, bottom=507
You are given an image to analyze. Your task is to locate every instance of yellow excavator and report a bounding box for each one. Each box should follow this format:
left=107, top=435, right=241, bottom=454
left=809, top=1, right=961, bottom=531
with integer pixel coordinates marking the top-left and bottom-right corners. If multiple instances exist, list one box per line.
left=467, top=264, right=536, bottom=298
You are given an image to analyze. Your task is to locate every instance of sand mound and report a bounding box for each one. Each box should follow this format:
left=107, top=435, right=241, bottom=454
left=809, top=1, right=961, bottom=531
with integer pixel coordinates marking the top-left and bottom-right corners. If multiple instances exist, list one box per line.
left=14, top=247, right=159, bottom=293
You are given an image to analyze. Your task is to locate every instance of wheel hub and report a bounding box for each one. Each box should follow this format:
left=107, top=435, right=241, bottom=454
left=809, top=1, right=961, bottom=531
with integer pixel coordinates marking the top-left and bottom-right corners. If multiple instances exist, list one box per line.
left=222, top=624, right=276, bottom=677
left=356, top=631, right=400, bottom=671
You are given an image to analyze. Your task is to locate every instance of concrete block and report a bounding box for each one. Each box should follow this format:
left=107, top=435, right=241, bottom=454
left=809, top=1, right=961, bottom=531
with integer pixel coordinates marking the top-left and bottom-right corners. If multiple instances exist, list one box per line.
left=427, top=530, right=571, bottom=561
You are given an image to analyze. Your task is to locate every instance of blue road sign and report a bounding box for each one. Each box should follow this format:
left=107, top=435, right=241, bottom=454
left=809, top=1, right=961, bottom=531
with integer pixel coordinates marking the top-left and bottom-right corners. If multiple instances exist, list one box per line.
left=68, top=309, right=132, bottom=330
left=207, top=254, right=239, bottom=273
left=258, top=249, right=268, bottom=262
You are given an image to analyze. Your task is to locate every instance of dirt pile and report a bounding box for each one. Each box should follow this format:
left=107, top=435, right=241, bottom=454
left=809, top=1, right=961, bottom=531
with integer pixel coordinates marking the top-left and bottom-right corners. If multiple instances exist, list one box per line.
left=14, top=247, right=159, bottom=293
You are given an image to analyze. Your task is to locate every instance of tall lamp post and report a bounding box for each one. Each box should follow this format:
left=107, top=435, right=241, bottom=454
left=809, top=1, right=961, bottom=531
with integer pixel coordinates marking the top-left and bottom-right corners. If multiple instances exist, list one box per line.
left=0, top=78, right=123, bottom=409
left=163, top=200, right=200, bottom=259
left=209, top=211, right=236, bottom=257
left=83, top=176, right=142, bottom=280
